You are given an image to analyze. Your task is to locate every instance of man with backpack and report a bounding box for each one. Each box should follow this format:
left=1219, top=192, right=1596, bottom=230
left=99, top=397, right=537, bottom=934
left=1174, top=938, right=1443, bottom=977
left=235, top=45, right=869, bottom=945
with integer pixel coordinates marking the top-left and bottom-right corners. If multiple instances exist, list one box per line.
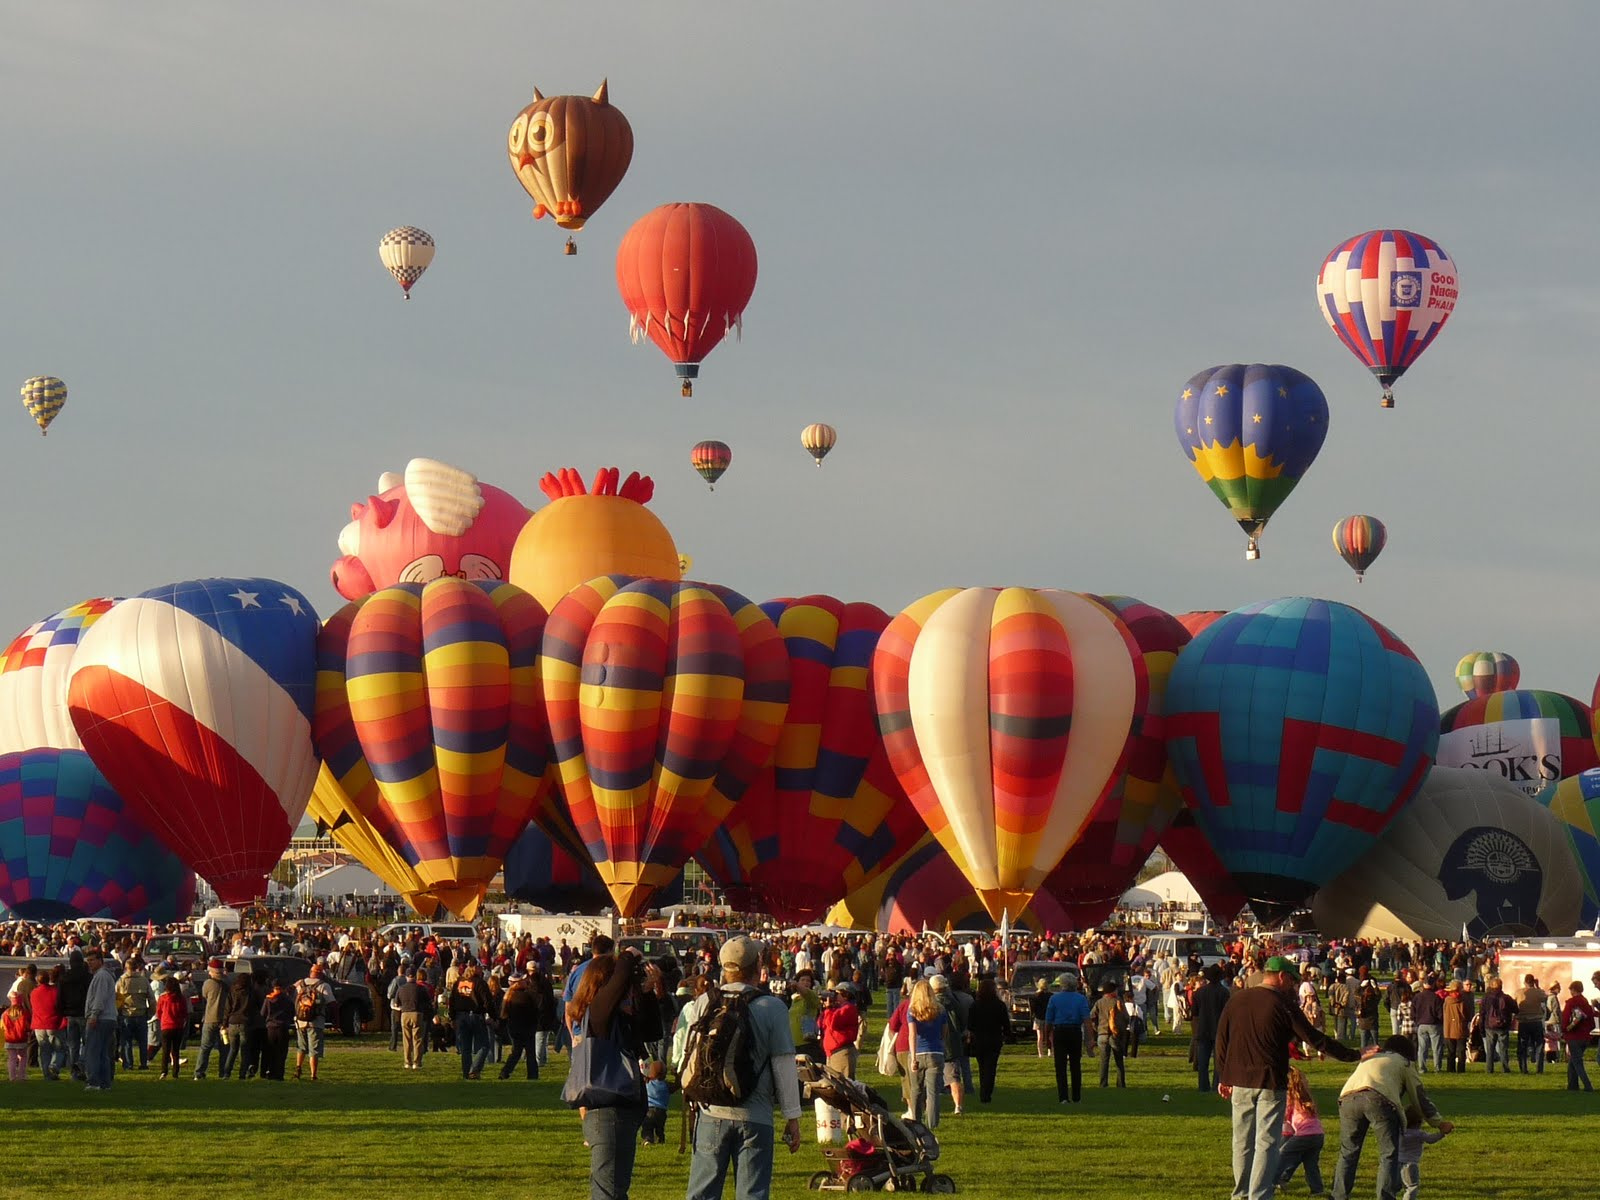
left=291, top=963, right=334, bottom=1082
left=680, top=935, right=803, bottom=1200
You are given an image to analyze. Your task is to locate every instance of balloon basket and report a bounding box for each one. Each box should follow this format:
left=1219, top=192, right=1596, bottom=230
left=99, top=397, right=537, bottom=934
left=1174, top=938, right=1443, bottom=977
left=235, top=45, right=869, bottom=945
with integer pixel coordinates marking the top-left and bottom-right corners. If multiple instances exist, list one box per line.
left=564, top=238, right=577, bottom=256
left=1380, top=390, right=1394, bottom=409
left=1245, top=539, right=1260, bottom=561
left=681, top=380, right=694, bottom=397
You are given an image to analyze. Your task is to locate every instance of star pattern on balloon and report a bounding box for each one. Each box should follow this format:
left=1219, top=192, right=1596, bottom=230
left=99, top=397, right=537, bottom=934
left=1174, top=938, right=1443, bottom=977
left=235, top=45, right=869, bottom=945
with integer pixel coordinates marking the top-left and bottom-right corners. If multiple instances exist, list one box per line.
left=229, top=589, right=261, bottom=609
left=280, top=595, right=305, bottom=615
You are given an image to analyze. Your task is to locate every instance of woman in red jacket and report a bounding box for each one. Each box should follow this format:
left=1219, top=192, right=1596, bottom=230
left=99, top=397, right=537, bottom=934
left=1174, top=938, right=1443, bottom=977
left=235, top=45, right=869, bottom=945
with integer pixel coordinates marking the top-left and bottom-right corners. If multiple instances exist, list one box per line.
left=28, top=970, right=64, bottom=1081
left=820, top=983, right=861, bottom=1078
left=155, top=977, right=187, bottom=1080
left=1561, top=980, right=1596, bottom=1093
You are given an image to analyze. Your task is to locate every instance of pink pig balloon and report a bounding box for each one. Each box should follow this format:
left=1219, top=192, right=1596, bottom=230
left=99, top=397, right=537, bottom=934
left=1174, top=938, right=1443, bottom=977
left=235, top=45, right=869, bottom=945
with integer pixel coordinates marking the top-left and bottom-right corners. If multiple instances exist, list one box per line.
left=330, top=458, right=531, bottom=601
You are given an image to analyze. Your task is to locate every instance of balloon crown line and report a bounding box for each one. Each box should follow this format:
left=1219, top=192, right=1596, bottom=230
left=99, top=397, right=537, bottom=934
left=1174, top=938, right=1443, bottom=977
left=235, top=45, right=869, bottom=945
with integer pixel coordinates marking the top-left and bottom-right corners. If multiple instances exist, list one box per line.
left=539, top=466, right=654, bottom=505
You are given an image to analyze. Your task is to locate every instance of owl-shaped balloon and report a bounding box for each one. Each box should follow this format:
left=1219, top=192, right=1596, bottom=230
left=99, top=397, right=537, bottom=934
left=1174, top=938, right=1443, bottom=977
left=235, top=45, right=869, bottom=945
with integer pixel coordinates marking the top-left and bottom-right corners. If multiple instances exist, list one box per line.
left=506, top=80, right=633, bottom=235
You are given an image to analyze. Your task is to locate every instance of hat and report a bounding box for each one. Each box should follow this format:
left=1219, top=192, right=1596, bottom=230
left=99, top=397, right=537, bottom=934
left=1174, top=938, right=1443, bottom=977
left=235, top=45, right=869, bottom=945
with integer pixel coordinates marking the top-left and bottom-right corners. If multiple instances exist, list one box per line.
left=718, top=935, right=761, bottom=972
left=1264, top=955, right=1299, bottom=981
left=929, top=974, right=948, bottom=992
left=208, top=958, right=224, bottom=970
left=1101, top=980, right=1118, bottom=993
left=834, top=982, right=855, bottom=996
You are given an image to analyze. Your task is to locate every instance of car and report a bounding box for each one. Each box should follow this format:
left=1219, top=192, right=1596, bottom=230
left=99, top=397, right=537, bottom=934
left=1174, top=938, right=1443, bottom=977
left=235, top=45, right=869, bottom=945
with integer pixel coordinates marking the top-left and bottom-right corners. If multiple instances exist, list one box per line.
left=224, top=955, right=374, bottom=1036
left=1141, top=933, right=1228, bottom=971
left=373, top=922, right=481, bottom=957
left=143, top=934, right=211, bottom=967
left=1000, top=961, right=1082, bottom=1035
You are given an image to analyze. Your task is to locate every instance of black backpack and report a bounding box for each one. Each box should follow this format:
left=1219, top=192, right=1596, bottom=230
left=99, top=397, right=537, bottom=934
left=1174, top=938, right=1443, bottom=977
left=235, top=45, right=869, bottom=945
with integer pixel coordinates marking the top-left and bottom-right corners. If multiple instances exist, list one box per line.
left=681, top=987, right=770, bottom=1108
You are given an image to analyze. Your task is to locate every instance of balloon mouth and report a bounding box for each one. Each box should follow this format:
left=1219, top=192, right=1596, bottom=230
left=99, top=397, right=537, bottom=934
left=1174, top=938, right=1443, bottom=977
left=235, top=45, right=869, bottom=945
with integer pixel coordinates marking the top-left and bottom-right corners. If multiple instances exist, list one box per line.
left=555, top=215, right=586, bottom=231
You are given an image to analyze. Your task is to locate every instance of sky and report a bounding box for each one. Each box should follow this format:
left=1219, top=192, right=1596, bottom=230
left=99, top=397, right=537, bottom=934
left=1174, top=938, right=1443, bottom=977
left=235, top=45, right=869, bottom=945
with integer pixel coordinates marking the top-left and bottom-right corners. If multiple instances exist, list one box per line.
left=3, top=2, right=1598, bottom=710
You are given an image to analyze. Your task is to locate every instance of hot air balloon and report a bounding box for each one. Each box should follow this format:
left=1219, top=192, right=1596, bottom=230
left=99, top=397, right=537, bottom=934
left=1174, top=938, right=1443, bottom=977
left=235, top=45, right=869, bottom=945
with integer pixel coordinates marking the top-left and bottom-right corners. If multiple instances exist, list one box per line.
left=801, top=424, right=837, bottom=467
left=20, top=376, right=66, bottom=435
left=379, top=226, right=435, bottom=299
left=1038, top=596, right=1190, bottom=930
left=1332, top=515, right=1387, bottom=582
left=695, top=596, right=926, bottom=926
left=0, top=599, right=193, bottom=922
left=1174, top=364, right=1329, bottom=560
left=1436, top=689, right=1600, bottom=804
left=304, top=767, right=441, bottom=918
left=1164, top=597, right=1440, bottom=922
left=507, top=80, right=633, bottom=254
left=66, top=578, right=322, bottom=905
left=1456, top=652, right=1519, bottom=700
left=1547, top=769, right=1600, bottom=928
left=508, top=467, right=681, bottom=614
left=1312, top=767, right=1582, bottom=940
left=616, top=203, right=757, bottom=396
left=872, top=587, right=1142, bottom=922
left=1155, top=807, right=1250, bottom=923
left=541, top=576, right=789, bottom=917
left=691, top=441, right=732, bottom=490
left=325, top=578, right=552, bottom=919
left=1316, top=229, right=1458, bottom=408
left=1175, top=611, right=1226, bottom=639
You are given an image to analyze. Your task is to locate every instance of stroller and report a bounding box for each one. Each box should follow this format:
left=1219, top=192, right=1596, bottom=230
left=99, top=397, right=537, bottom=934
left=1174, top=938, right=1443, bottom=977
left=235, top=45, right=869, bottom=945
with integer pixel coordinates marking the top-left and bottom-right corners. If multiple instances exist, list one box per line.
left=798, top=1058, right=955, bottom=1193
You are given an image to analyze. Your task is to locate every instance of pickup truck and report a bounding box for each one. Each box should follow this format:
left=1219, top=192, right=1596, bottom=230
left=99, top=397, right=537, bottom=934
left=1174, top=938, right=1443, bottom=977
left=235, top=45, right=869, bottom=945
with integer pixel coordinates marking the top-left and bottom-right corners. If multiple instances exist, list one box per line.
left=223, top=955, right=375, bottom=1036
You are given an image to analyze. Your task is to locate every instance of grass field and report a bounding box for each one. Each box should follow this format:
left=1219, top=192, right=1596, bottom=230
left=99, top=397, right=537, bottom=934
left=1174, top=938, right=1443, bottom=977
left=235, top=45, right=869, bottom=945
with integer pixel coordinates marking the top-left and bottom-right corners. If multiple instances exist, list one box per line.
left=7, top=1029, right=1591, bottom=1199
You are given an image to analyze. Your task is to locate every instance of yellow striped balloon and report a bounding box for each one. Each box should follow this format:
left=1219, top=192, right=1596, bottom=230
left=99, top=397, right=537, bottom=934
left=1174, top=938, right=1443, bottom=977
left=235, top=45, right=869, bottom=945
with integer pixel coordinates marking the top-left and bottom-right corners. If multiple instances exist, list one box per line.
left=20, top=377, right=66, bottom=435
left=801, top=423, right=837, bottom=466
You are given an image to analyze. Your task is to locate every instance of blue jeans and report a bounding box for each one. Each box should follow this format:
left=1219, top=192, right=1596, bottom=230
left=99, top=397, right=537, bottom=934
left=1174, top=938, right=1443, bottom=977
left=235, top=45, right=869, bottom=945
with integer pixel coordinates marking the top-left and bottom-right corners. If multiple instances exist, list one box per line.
left=83, top=1018, right=116, bottom=1089
left=455, top=1012, right=488, bottom=1077
left=195, top=1022, right=222, bottom=1078
left=1414, top=1024, right=1442, bottom=1073
left=1517, top=1020, right=1545, bottom=1073
left=1484, top=1029, right=1509, bottom=1073
left=535, top=1029, right=550, bottom=1066
left=35, top=1029, right=62, bottom=1079
left=686, top=1113, right=775, bottom=1200
left=584, top=1105, right=643, bottom=1200
left=219, top=1025, right=245, bottom=1077
left=118, top=1016, right=148, bottom=1068
left=62, top=1017, right=85, bottom=1076
left=1194, top=1036, right=1215, bottom=1091
left=1229, top=1085, right=1287, bottom=1200
left=1277, top=1132, right=1325, bottom=1194
left=1568, top=1041, right=1593, bottom=1091
left=1331, top=1088, right=1401, bottom=1200
left=908, top=1052, right=944, bottom=1128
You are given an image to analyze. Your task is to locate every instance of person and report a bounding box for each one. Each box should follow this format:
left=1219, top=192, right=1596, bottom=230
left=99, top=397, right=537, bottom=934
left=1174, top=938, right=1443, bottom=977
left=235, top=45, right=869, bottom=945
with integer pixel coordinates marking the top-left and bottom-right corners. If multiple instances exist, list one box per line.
left=1410, top=976, right=1443, bottom=1074
left=1560, top=979, right=1596, bottom=1092
left=29, top=968, right=63, bottom=1081
left=681, top=934, right=801, bottom=1200
left=292, top=962, right=335, bottom=1082
left=1189, top=964, right=1229, bottom=1092
left=260, top=975, right=293, bottom=1081
left=904, top=977, right=950, bottom=1130
left=1515, top=973, right=1546, bottom=1075
left=1544, top=980, right=1565, bottom=1066
left=155, top=976, right=187, bottom=1079
left=56, top=948, right=89, bottom=1081
left=819, top=982, right=860, bottom=1078
left=115, top=958, right=154, bottom=1071
left=387, top=957, right=409, bottom=1052
left=788, top=968, right=823, bottom=1061
left=642, top=1059, right=671, bottom=1146
left=1216, top=956, right=1357, bottom=1200
left=449, top=960, right=493, bottom=1079
left=569, top=949, right=654, bottom=1200
left=1028, top=976, right=1052, bottom=1057
left=1479, top=977, right=1514, bottom=1074
left=1275, top=1067, right=1325, bottom=1196
left=966, top=975, right=1009, bottom=1104
left=1399, top=1111, right=1449, bottom=1200
left=1330, top=1034, right=1453, bottom=1200
left=193, top=957, right=228, bottom=1079
left=1089, top=980, right=1126, bottom=1088
left=499, top=970, right=540, bottom=1080
left=1440, top=982, right=1469, bottom=1074
left=395, top=966, right=426, bottom=1070
left=1044, top=972, right=1090, bottom=1104
left=3, top=990, right=30, bottom=1081
left=1357, top=979, right=1382, bottom=1050
left=81, top=948, right=118, bottom=1092
left=885, top=980, right=916, bottom=1118
left=932, top=974, right=970, bottom=1114
left=218, top=969, right=256, bottom=1080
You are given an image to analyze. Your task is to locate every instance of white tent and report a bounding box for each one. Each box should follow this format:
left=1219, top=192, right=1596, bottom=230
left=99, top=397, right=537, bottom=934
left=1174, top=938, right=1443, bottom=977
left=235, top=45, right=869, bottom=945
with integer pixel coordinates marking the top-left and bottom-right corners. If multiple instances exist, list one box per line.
left=1118, top=885, right=1164, bottom=909
left=302, top=862, right=397, bottom=899
left=1138, top=871, right=1205, bottom=906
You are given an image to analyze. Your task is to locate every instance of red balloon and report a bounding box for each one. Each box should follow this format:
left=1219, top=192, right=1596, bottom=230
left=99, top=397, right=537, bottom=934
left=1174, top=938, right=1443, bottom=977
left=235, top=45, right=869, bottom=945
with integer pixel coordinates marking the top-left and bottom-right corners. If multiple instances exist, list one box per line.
left=616, top=203, right=757, bottom=396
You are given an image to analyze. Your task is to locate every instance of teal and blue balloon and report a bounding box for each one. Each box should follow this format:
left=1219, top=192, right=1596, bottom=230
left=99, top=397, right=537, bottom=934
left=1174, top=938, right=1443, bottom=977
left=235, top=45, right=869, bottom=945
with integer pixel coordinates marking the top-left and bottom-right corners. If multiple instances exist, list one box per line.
left=1163, top=597, right=1440, bottom=921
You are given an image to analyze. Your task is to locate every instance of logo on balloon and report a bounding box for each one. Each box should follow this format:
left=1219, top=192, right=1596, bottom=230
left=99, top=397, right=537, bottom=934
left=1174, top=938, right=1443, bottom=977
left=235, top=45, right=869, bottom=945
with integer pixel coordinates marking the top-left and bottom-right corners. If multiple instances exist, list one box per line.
left=1437, top=716, right=1562, bottom=799
left=1440, top=825, right=1545, bottom=938
left=1391, top=271, right=1422, bottom=308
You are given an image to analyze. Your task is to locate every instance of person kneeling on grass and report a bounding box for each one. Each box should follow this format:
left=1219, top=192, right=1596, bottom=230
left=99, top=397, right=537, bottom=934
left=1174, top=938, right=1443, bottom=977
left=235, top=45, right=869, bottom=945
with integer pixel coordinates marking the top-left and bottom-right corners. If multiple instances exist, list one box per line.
left=1330, top=1035, right=1453, bottom=1200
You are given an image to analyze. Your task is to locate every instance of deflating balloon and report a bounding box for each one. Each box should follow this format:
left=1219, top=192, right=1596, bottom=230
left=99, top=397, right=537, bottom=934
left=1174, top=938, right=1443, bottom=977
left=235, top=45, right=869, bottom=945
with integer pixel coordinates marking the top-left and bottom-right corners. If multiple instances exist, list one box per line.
left=1312, top=767, right=1582, bottom=940
left=873, top=587, right=1142, bottom=922
left=1164, top=597, right=1440, bottom=922
left=379, top=226, right=435, bottom=299
left=67, top=578, right=322, bottom=906
left=1332, top=515, right=1387, bottom=582
left=1174, top=364, right=1329, bottom=560
left=1437, top=689, right=1600, bottom=805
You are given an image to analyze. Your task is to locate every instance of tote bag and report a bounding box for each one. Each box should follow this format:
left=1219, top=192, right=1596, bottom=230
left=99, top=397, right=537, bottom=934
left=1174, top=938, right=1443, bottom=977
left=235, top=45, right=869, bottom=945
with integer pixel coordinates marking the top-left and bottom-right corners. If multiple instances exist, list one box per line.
left=875, top=1021, right=901, bottom=1077
left=561, top=1010, right=644, bottom=1110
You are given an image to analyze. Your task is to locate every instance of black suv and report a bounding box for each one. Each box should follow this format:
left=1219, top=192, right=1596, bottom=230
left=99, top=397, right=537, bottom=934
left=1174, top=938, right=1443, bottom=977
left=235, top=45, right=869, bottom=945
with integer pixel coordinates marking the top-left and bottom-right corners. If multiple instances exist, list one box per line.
left=225, top=956, right=374, bottom=1036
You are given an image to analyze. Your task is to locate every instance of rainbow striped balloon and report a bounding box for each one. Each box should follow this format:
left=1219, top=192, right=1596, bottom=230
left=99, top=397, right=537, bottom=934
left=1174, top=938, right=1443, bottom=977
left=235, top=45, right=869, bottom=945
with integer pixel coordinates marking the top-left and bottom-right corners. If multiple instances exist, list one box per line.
left=872, top=587, right=1142, bottom=922
left=541, top=576, right=788, bottom=917
left=1455, top=651, right=1519, bottom=700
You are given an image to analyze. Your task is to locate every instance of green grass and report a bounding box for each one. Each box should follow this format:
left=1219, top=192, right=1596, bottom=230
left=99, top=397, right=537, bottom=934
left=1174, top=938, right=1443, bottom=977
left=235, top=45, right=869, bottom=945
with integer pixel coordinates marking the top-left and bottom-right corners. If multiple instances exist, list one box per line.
left=5, top=1031, right=1591, bottom=1199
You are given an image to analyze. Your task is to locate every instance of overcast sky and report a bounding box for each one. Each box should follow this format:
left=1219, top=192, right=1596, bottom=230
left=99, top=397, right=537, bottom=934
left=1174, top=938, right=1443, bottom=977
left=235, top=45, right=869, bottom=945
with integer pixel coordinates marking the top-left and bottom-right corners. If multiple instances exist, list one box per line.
left=3, top=3, right=1597, bottom=709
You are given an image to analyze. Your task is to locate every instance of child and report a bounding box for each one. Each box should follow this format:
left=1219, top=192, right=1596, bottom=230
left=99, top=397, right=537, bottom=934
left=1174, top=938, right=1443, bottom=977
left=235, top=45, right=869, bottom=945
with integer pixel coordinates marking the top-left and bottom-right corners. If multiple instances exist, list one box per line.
left=1400, top=1113, right=1449, bottom=1199
left=641, top=1059, right=671, bottom=1145
left=2, top=994, right=30, bottom=1081
left=1276, top=1067, right=1325, bottom=1195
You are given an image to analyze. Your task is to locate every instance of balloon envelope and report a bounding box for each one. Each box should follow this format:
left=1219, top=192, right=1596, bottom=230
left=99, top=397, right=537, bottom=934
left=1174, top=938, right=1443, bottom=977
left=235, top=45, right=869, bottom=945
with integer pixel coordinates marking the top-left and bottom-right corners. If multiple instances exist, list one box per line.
left=379, top=227, right=435, bottom=297
left=1547, top=769, right=1600, bottom=928
left=1457, top=651, right=1519, bottom=700
left=20, top=376, right=66, bottom=435
left=1437, top=689, right=1600, bottom=805
left=1164, top=597, right=1439, bottom=922
left=506, top=81, right=633, bottom=233
left=1332, top=515, right=1387, bottom=581
left=1312, top=767, right=1582, bottom=940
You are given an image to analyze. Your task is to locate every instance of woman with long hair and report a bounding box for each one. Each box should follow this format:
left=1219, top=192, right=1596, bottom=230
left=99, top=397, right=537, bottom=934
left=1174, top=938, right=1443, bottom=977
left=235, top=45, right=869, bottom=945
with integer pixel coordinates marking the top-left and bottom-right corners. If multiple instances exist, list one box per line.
left=905, top=978, right=951, bottom=1128
left=568, top=950, right=652, bottom=1200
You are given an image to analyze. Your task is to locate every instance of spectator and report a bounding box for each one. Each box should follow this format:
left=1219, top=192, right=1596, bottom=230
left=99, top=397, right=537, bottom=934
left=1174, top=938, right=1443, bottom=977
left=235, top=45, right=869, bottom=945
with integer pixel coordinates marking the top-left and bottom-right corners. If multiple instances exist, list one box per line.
left=905, top=977, right=951, bottom=1129
left=3, top=990, right=30, bottom=1081
left=1411, top=975, right=1444, bottom=1073
left=114, top=958, right=154, bottom=1071
left=498, top=970, right=540, bottom=1080
left=1044, top=973, right=1090, bottom=1105
left=1027, top=977, right=1052, bottom=1057
left=81, top=948, right=118, bottom=1092
left=1560, top=980, right=1596, bottom=1092
left=155, top=976, right=187, bottom=1079
left=966, top=975, right=1010, bottom=1105
left=788, top=969, right=824, bottom=1061
left=292, top=963, right=335, bottom=1082
left=1089, top=980, right=1126, bottom=1088
left=1189, top=965, right=1229, bottom=1093
left=29, top=969, right=63, bottom=1082
left=260, top=976, right=293, bottom=1081
left=449, top=961, right=493, bottom=1080
left=219, top=970, right=257, bottom=1080
left=1330, top=1034, right=1453, bottom=1200
left=819, top=983, right=861, bottom=1079
left=933, top=974, right=971, bottom=1114
left=1441, top=982, right=1470, bottom=1074
left=1275, top=1067, right=1325, bottom=1196
left=1479, top=977, right=1515, bottom=1075
left=56, top=949, right=89, bottom=1081
left=194, top=957, right=228, bottom=1079
left=1515, top=974, right=1547, bottom=1075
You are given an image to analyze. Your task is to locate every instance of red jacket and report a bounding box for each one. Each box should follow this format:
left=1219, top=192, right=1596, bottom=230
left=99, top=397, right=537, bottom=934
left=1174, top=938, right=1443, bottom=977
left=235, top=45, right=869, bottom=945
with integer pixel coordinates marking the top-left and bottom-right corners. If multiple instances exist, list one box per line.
left=887, top=999, right=912, bottom=1054
left=28, top=982, right=62, bottom=1032
left=820, top=1001, right=861, bottom=1056
left=157, top=991, right=188, bottom=1033
left=2, top=1005, right=29, bottom=1044
left=1561, top=995, right=1596, bottom=1044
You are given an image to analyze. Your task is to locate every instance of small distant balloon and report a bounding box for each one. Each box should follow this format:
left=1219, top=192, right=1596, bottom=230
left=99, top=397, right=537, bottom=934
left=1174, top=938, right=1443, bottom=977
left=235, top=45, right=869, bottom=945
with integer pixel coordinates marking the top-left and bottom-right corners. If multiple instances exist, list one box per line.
left=20, top=377, right=66, bottom=435
left=379, top=227, right=435, bottom=299
left=1456, top=652, right=1519, bottom=700
left=691, top=440, right=732, bottom=490
left=1332, top=515, right=1387, bottom=582
left=801, top=423, right=837, bottom=467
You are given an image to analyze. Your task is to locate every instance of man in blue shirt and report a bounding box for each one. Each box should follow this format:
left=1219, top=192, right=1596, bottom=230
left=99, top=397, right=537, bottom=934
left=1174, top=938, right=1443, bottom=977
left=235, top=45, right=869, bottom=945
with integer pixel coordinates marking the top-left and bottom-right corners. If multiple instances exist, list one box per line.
left=1044, top=974, right=1091, bottom=1104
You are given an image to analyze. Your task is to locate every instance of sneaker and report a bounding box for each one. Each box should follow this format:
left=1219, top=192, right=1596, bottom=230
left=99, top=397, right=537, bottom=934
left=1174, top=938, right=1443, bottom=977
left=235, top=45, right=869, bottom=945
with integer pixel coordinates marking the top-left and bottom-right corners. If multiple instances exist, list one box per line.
left=901, top=1110, right=915, bottom=1120
left=83, top=1085, right=103, bottom=1092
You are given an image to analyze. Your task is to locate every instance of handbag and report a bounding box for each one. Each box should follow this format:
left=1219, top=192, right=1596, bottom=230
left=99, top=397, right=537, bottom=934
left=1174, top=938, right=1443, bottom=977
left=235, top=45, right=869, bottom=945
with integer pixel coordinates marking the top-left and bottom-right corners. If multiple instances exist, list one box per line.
left=876, top=1020, right=901, bottom=1077
left=561, top=1009, right=643, bottom=1110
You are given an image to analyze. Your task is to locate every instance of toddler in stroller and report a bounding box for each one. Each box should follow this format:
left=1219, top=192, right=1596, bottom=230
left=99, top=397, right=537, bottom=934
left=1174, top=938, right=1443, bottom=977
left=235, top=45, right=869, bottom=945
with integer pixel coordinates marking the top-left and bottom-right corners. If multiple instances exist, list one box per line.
left=798, top=1058, right=955, bottom=1193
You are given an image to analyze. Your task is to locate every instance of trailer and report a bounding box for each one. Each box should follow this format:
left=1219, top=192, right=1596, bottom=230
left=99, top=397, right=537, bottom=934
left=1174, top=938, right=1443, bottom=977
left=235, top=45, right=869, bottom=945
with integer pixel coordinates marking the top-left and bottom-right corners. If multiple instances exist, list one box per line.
left=1495, top=938, right=1600, bottom=991
left=496, top=910, right=617, bottom=947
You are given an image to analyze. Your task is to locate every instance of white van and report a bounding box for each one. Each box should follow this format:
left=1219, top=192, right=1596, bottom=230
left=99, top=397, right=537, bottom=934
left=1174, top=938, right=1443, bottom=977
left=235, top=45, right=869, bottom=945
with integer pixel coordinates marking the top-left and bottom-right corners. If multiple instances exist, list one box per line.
left=1143, top=932, right=1228, bottom=970
left=192, top=906, right=242, bottom=944
left=374, top=921, right=481, bottom=956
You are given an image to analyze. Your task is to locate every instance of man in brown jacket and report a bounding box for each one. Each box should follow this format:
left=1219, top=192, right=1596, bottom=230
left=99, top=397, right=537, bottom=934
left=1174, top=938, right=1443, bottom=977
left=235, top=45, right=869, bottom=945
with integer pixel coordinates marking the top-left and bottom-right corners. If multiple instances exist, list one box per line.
left=1216, top=955, right=1358, bottom=1200
left=1516, top=973, right=1548, bottom=1074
